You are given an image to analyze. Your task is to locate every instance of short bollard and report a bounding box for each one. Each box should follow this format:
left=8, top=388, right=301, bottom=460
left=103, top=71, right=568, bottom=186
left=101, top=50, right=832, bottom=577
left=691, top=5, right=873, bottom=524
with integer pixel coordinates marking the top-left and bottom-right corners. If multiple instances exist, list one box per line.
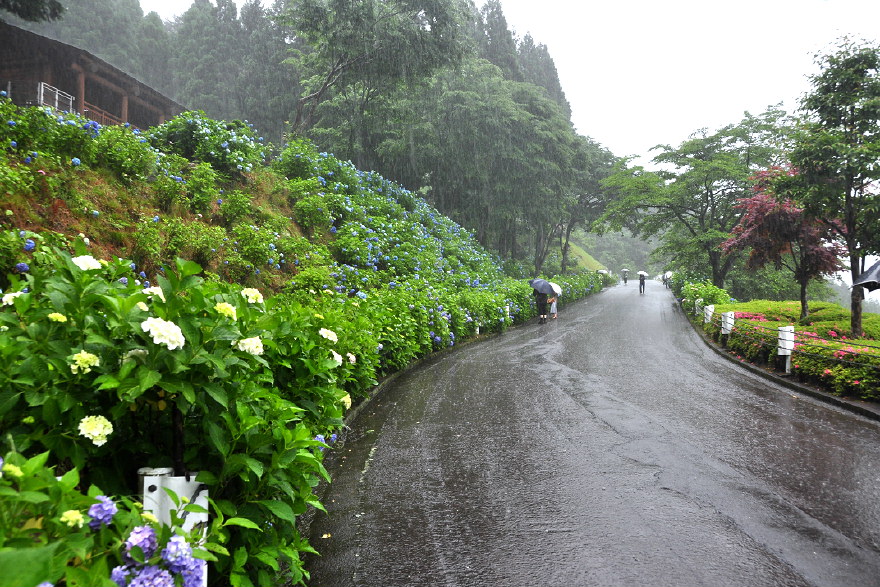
left=703, top=304, right=714, bottom=324
left=778, top=325, right=795, bottom=374
left=721, top=311, right=735, bottom=335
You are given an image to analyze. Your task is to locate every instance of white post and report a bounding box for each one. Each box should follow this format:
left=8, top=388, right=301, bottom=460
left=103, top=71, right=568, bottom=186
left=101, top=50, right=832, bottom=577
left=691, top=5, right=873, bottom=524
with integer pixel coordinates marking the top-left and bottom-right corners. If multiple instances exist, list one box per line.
left=139, top=468, right=209, bottom=583
left=703, top=304, right=714, bottom=324
left=694, top=298, right=703, bottom=316
left=139, top=468, right=209, bottom=532
left=721, top=311, right=735, bottom=335
left=778, top=325, right=795, bottom=374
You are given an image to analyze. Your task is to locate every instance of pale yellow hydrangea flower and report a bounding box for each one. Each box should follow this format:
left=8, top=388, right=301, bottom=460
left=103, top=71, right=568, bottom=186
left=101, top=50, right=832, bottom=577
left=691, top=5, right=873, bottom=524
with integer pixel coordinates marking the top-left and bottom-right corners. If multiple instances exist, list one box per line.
left=2, top=462, right=23, bottom=479
left=60, top=510, right=85, bottom=528
left=341, top=394, right=352, bottom=410
left=136, top=301, right=149, bottom=312
left=319, top=328, right=338, bottom=343
left=70, top=350, right=100, bottom=374
left=78, top=415, right=113, bottom=446
left=214, top=302, right=237, bottom=321
left=141, top=512, right=159, bottom=524
left=241, top=288, right=263, bottom=304
left=48, top=312, right=68, bottom=322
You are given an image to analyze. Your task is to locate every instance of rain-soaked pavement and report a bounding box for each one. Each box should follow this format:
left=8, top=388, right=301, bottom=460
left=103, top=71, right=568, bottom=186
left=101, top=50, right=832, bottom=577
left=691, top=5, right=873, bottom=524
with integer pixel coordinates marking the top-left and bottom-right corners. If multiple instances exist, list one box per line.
left=305, top=280, right=880, bottom=587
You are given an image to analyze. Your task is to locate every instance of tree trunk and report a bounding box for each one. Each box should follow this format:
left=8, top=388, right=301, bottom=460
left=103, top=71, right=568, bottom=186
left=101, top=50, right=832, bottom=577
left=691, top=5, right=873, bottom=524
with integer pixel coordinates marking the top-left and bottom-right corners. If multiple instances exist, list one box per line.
left=799, top=278, right=809, bottom=321
left=850, top=254, right=864, bottom=338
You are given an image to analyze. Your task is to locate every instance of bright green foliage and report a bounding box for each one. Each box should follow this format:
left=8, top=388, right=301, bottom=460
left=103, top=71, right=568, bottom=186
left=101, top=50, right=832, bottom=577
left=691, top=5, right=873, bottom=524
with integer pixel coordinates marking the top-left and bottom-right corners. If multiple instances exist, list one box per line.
left=787, top=38, right=880, bottom=337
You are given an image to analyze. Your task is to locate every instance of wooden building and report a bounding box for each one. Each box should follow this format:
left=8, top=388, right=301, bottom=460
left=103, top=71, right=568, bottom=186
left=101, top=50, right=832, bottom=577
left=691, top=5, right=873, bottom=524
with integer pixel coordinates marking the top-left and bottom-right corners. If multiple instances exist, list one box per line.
left=0, top=21, right=184, bottom=128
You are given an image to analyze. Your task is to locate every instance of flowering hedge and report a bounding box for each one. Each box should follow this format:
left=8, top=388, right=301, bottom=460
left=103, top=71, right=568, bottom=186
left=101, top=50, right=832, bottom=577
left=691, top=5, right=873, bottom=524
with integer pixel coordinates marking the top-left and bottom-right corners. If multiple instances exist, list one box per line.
left=688, top=293, right=880, bottom=400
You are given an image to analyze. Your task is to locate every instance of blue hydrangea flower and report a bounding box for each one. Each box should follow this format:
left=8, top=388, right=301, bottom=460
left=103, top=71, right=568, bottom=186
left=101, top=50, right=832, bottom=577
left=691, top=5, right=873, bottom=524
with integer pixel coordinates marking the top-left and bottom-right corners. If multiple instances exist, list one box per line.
left=161, top=535, right=194, bottom=574
left=88, top=495, right=118, bottom=530
left=139, top=271, right=146, bottom=279
left=315, top=434, right=325, bottom=443
left=23, top=239, right=35, bottom=252
left=124, top=525, right=158, bottom=563
left=14, top=262, right=28, bottom=273
left=152, top=216, right=160, bottom=222
left=71, top=157, right=81, bottom=166
left=10, top=140, right=16, bottom=148
left=92, top=210, right=100, bottom=217
left=118, top=277, right=128, bottom=286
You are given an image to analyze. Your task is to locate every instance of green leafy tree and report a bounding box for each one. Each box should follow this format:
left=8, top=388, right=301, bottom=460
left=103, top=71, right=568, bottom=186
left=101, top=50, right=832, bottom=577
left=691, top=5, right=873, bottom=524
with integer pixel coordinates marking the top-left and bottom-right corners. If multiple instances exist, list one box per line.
left=0, top=0, right=63, bottom=21
left=279, top=0, right=472, bottom=133
left=599, top=107, right=792, bottom=288
left=788, top=38, right=880, bottom=337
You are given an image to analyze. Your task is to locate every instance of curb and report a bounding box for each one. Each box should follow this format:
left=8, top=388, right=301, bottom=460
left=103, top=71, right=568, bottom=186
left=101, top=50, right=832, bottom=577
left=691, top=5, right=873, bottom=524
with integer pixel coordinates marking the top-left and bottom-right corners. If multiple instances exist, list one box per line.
left=683, top=304, right=880, bottom=423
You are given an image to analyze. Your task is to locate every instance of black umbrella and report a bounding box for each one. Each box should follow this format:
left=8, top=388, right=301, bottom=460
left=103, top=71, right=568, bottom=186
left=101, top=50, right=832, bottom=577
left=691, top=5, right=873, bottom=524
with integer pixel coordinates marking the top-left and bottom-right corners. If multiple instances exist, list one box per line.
left=529, top=278, right=556, bottom=295
left=853, top=260, right=880, bottom=292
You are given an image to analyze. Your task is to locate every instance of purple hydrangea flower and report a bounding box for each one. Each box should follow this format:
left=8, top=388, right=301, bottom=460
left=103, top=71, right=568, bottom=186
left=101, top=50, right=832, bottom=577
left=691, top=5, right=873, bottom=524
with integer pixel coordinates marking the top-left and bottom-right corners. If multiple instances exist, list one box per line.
left=88, top=495, right=118, bottom=530
left=181, top=558, right=206, bottom=587
left=14, top=262, right=29, bottom=273
left=128, top=565, right=174, bottom=587
left=124, top=525, right=158, bottom=564
left=23, top=239, right=35, bottom=252
left=118, top=277, right=129, bottom=286
left=111, top=566, right=131, bottom=587
left=161, top=534, right=194, bottom=574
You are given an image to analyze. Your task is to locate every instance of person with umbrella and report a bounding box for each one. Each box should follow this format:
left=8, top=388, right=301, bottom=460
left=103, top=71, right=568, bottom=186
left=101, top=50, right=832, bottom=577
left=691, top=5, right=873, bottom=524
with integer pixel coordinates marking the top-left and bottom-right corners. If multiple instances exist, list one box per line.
left=528, top=278, right=554, bottom=324
left=621, top=268, right=629, bottom=285
left=638, top=270, right=647, bottom=294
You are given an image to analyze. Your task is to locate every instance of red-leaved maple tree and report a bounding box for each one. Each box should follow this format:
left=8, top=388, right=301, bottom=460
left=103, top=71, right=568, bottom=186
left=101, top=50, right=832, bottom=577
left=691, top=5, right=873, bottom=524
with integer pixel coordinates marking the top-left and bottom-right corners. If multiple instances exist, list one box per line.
left=722, top=168, right=844, bottom=320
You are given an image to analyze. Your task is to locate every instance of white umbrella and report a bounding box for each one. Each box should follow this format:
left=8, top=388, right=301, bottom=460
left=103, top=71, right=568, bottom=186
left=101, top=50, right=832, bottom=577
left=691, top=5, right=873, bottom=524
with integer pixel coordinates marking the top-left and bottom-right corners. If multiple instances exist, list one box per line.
left=637, top=270, right=649, bottom=276
left=621, top=268, right=630, bottom=273
left=549, top=282, right=562, bottom=295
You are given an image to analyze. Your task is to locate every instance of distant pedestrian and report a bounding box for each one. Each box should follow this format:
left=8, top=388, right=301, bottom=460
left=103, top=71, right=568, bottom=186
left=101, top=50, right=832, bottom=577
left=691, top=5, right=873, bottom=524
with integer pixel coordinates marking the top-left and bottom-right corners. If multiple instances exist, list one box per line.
left=549, top=296, right=558, bottom=319
left=533, top=288, right=549, bottom=323
left=639, top=273, right=646, bottom=294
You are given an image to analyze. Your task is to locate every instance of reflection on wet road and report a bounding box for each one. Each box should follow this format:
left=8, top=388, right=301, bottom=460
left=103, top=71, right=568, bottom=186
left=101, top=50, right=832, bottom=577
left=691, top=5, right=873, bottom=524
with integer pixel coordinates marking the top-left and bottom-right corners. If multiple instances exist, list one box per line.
left=306, top=281, right=880, bottom=586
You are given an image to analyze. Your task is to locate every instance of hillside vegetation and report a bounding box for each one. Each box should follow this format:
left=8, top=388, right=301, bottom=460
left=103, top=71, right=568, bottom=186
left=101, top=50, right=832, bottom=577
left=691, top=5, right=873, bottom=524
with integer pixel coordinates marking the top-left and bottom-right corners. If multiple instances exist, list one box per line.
left=0, top=99, right=610, bottom=586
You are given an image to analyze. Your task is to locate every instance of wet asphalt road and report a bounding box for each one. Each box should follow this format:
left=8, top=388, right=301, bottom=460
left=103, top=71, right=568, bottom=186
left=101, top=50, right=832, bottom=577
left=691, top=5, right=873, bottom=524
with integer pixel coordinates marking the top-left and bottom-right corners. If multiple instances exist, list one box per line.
left=305, top=280, right=880, bottom=587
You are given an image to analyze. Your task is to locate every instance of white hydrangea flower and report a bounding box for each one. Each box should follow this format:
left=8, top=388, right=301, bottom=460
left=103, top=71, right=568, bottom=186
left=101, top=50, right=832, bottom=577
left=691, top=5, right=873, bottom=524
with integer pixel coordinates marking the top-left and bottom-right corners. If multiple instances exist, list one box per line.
left=319, top=328, right=338, bottom=343
left=241, top=288, right=264, bottom=304
left=71, top=255, right=102, bottom=271
left=141, top=317, right=185, bottom=350
left=78, top=415, right=113, bottom=446
left=142, top=286, right=166, bottom=302
left=331, top=350, right=343, bottom=366
left=2, top=291, right=24, bottom=306
left=235, top=336, right=264, bottom=355
left=347, top=352, right=356, bottom=364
